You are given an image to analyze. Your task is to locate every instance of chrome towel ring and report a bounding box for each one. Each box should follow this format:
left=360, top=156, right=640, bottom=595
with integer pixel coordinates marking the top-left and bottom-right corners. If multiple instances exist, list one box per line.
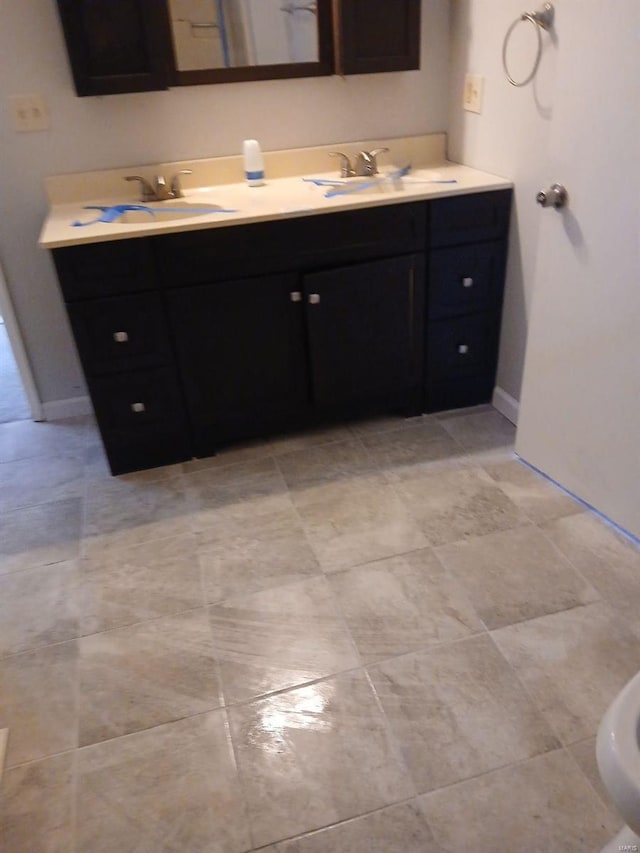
left=502, top=2, right=554, bottom=87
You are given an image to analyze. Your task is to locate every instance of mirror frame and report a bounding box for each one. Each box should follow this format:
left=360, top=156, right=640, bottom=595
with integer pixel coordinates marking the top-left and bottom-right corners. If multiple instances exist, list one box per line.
left=163, top=0, right=334, bottom=86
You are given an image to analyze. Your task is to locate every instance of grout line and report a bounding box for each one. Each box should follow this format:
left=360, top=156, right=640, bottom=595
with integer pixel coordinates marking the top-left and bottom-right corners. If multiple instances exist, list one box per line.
left=250, top=794, right=425, bottom=850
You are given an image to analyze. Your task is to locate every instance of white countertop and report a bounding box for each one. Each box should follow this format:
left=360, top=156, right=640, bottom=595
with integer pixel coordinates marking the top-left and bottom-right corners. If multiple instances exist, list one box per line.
left=39, top=135, right=512, bottom=249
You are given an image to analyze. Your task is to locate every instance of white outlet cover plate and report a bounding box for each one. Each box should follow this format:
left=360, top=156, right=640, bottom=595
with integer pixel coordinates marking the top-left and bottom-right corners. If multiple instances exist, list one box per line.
left=463, top=74, right=484, bottom=114
left=10, top=94, right=49, bottom=132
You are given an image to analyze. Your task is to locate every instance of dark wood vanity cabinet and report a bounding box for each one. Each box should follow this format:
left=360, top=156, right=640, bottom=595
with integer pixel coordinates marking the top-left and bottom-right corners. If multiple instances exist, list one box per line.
left=56, top=0, right=173, bottom=96
left=52, top=190, right=511, bottom=474
left=161, top=204, right=425, bottom=458
left=424, top=191, right=511, bottom=412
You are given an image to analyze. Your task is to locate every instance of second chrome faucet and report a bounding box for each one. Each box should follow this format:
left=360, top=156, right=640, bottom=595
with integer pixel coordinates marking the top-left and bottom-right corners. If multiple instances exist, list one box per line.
left=124, top=169, right=192, bottom=202
left=329, top=147, right=389, bottom=178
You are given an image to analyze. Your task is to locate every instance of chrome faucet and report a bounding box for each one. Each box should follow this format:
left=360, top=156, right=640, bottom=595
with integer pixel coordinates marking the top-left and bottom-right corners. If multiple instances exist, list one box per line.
left=124, top=170, right=193, bottom=202
left=329, top=148, right=390, bottom=178
left=354, top=147, right=389, bottom=176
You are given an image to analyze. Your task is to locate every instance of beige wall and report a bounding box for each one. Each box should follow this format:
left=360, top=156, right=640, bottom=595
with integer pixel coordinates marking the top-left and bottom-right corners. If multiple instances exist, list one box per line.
left=0, top=0, right=449, bottom=406
left=447, top=0, right=558, bottom=404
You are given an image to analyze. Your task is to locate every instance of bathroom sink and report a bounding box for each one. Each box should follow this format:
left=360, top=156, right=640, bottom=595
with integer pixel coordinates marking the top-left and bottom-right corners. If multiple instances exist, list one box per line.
left=119, top=200, right=228, bottom=224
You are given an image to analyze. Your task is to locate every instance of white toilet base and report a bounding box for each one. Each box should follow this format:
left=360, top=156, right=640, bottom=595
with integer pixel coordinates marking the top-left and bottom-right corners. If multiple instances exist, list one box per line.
left=602, top=825, right=640, bottom=853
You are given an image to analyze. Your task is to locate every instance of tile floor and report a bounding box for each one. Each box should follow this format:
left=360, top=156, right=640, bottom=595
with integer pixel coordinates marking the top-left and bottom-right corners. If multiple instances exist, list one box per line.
left=0, top=406, right=638, bottom=851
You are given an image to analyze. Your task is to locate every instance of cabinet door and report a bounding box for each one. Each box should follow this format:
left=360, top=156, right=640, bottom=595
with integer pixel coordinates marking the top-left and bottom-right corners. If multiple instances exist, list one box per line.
left=167, top=274, right=309, bottom=454
left=335, top=0, right=420, bottom=74
left=304, top=255, right=423, bottom=417
left=56, top=0, right=172, bottom=96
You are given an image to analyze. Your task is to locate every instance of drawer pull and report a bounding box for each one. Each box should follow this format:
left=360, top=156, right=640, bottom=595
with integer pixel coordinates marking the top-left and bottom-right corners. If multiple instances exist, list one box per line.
left=290, top=291, right=302, bottom=302
left=462, top=277, right=474, bottom=288
left=457, top=344, right=469, bottom=355
left=308, top=293, right=321, bottom=305
left=113, top=331, right=129, bottom=343
left=130, top=402, right=146, bottom=413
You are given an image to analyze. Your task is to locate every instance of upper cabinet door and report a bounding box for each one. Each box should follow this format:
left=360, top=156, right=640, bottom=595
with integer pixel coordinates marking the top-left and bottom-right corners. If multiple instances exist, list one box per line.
left=56, top=0, right=173, bottom=96
left=334, top=0, right=421, bottom=75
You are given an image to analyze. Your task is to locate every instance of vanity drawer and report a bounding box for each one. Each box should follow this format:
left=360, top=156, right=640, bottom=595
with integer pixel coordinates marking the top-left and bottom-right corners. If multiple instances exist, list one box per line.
left=430, top=189, right=512, bottom=248
left=88, top=367, right=190, bottom=474
left=156, top=203, right=426, bottom=285
left=68, top=292, right=173, bottom=376
left=53, top=239, right=156, bottom=301
left=426, top=313, right=499, bottom=381
left=428, top=241, right=505, bottom=320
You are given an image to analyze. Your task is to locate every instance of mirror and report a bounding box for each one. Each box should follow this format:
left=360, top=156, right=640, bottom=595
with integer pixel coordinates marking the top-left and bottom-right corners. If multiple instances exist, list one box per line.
left=166, top=0, right=333, bottom=84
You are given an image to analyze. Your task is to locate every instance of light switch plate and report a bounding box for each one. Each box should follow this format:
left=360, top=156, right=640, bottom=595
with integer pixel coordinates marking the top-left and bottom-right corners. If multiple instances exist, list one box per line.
left=463, top=74, right=484, bottom=114
left=10, top=94, right=50, bottom=132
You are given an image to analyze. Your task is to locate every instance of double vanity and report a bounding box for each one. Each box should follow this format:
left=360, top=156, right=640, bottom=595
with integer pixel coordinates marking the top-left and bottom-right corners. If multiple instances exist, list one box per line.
left=40, top=135, right=512, bottom=474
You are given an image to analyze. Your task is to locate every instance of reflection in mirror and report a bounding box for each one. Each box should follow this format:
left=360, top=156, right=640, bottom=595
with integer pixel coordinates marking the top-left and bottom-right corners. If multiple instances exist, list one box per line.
left=169, top=0, right=319, bottom=71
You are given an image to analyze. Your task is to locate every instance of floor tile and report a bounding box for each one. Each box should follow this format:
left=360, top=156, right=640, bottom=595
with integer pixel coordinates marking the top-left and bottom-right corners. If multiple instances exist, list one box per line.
left=276, top=438, right=376, bottom=491
left=182, top=437, right=272, bottom=473
left=184, top=457, right=290, bottom=531
left=209, top=576, right=359, bottom=704
left=76, top=711, right=250, bottom=853
left=83, top=476, right=191, bottom=555
left=419, top=749, right=621, bottom=852
left=229, top=670, right=414, bottom=848
left=492, top=602, right=640, bottom=744
left=394, top=466, right=525, bottom=546
left=0, top=642, right=78, bottom=767
left=541, top=512, right=640, bottom=630
left=483, top=458, right=583, bottom=524
left=568, top=737, right=620, bottom=814
left=267, top=423, right=353, bottom=455
left=328, top=548, right=483, bottom=663
left=439, top=408, right=516, bottom=451
left=199, top=505, right=320, bottom=603
left=369, top=634, right=559, bottom=793
left=275, top=800, right=442, bottom=852
left=79, top=533, right=204, bottom=634
left=433, top=403, right=495, bottom=420
left=359, top=423, right=467, bottom=481
left=349, top=414, right=427, bottom=436
left=436, top=525, right=599, bottom=630
left=0, top=497, right=82, bottom=576
left=292, top=474, right=428, bottom=572
left=0, top=753, right=74, bottom=853
left=0, top=560, right=80, bottom=657
left=0, top=451, right=85, bottom=512
left=78, top=609, right=222, bottom=745
left=0, top=416, right=91, bottom=464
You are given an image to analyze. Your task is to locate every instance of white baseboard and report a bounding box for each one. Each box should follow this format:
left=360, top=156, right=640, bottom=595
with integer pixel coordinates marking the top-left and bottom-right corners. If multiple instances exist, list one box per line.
left=42, top=395, right=93, bottom=421
left=492, top=386, right=519, bottom=425
left=0, top=729, right=7, bottom=783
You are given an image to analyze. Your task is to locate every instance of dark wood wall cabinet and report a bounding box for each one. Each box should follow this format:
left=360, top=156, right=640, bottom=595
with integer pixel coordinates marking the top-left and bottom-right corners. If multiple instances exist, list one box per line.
left=55, top=0, right=173, bottom=97
left=52, top=190, right=511, bottom=474
left=334, top=0, right=421, bottom=75
left=55, top=0, right=420, bottom=96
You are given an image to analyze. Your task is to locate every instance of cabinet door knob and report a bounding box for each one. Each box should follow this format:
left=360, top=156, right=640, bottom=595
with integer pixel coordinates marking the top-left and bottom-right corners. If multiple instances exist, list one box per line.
left=130, top=402, right=146, bottom=413
left=462, top=277, right=474, bottom=288
left=113, top=331, right=129, bottom=343
left=290, top=291, right=302, bottom=302
left=457, top=344, right=469, bottom=355
left=308, top=293, right=321, bottom=304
